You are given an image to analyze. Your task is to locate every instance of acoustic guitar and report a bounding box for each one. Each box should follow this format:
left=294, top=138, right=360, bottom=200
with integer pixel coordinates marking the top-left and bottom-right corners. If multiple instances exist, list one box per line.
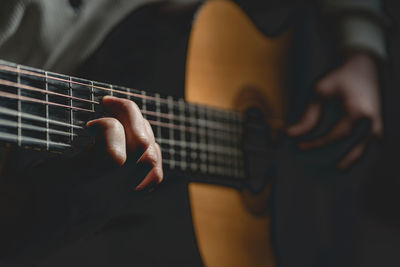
left=0, top=0, right=291, bottom=266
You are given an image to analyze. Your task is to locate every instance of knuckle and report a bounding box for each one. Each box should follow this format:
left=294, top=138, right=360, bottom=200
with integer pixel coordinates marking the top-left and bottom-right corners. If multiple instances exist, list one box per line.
left=120, top=99, right=139, bottom=113
left=137, top=133, right=151, bottom=150
left=143, top=145, right=158, bottom=166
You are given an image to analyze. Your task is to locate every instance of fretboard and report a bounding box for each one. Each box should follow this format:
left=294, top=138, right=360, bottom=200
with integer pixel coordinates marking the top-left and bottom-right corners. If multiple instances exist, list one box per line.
left=0, top=60, right=246, bottom=180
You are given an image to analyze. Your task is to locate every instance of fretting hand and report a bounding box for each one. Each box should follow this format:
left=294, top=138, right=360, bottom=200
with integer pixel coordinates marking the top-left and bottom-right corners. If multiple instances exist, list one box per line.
left=287, top=52, right=383, bottom=170
left=86, top=96, right=163, bottom=191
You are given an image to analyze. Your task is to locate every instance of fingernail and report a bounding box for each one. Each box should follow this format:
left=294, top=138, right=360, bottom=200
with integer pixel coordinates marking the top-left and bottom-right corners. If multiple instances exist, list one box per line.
left=102, top=95, right=116, bottom=101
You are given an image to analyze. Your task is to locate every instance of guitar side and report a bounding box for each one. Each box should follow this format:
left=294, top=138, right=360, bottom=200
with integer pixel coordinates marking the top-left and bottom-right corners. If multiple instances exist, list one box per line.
left=185, top=1, right=291, bottom=266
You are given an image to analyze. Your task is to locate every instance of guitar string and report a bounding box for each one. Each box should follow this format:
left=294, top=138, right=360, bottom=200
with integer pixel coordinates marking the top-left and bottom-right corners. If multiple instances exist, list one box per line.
left=0, top=91, right=94, bottom=113
left=160, top=159, right=245, bottom=179
left=0, top=94, right=245, bottom=174
left=0, top=118, right=77, bottom=137
left=0, top=65, right=267, bottom=178
left=0, top=130, right=245, bottom=178
left=0, top=65, right=270, bottom=155
left=0, top=64, right=244, bottom=120
left=0, top=78, right=98, bottom=104
left=0, top=88, right=243, bottom=144
left=0, top=64, right=274, bottom=138
left=0, top=77, right=243, bottom=135
left=0, top=64, right=278, bottom=139
left=0, top=66, right=248, bottom=176
left=0, top=118, right=246, bottom=175
left=0, top=104, right=243, bottom=156
left=0, top=116, right=243, bottom=158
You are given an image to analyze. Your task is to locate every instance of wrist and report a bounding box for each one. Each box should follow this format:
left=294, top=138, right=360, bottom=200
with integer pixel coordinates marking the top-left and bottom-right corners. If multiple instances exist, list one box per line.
left=342, top=51, right=379, bottom=75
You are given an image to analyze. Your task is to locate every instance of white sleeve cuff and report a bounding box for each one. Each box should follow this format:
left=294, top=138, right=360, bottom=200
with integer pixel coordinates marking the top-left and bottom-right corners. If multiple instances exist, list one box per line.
left=339, top=16, right=387, bottom=61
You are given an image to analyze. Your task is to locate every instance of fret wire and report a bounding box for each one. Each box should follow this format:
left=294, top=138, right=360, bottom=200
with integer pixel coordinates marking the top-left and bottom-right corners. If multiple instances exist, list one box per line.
left=45, top=71, right=50, bottom=150
left=207, top=107, right=216, bottom=174
left=189, top=104, right=198, bottom=171
left=69, top=77, right=74, bottom=142
left=216, top=109, right=225, bottom=175
left=155, top=93, right=161, bottom=142
left=198, top=106, right=207, bottom=173
left=16, top=65, right=21, bottom=147
left=235, top=116, right=244, bottom=178
left=228, top=112, right=237, bottom=176
left=141, top=91, right=147, bottom=118
left=204, top=105, right=210, bottom=173
left=178, top=99, right=187, bottom=170
left=167, top=96, right=175, bottom=169
left=232, top=113, right=242, bottom=176
left=90, top=81, right=95, bottom=112
left=110, top=84, right=114, bottom=96
left=126, top=87, right=131, bottom=101
left=223, top=113, right=233, bottom=176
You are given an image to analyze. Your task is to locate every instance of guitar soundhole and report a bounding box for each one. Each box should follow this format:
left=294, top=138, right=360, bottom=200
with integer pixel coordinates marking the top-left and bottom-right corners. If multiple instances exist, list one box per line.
left=243, top=108, right=275, bottom=194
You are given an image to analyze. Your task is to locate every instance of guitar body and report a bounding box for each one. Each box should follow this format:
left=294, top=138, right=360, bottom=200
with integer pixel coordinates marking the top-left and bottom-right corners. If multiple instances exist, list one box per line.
left=185, top=1, right=290, bottom=266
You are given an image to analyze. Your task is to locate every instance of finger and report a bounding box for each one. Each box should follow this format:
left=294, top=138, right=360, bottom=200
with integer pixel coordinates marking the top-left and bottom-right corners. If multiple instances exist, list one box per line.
left=287, top=102, right=322, bottom=136
left=135, top=143, right=163, bottom=191
left=102, top=96, right=150, bottom=153
left=298, top=118, right=352, bottom=150
left=86, top=118, right=127, bottom=166
left=336, top=137, right=368, bottom=170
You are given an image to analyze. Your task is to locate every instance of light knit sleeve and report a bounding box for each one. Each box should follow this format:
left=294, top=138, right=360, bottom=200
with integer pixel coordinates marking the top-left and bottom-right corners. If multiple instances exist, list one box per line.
left=317, top=0, right=387, bottom=60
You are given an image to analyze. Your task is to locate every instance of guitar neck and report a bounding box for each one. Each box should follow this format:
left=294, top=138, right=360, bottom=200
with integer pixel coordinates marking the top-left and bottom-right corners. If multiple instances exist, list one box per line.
left=0, top=60, right=246, bottom=180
